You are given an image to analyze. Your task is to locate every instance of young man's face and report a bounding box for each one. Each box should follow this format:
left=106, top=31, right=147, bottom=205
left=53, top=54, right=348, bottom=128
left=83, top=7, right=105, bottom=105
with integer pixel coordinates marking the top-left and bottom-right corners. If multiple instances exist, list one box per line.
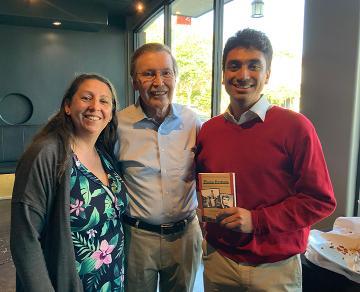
left=132, top=51, right=176, bottom=114
left=222, top=195, right=231, bottom=207
left=223, top=47, right=270, bottom=106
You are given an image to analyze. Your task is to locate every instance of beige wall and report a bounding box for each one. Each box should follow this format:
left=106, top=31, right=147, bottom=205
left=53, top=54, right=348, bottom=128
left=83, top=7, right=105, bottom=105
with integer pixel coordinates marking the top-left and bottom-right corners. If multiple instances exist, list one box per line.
left=302, top=0, right=360, bottom=223
left=0, top=174, right=15, bottom=199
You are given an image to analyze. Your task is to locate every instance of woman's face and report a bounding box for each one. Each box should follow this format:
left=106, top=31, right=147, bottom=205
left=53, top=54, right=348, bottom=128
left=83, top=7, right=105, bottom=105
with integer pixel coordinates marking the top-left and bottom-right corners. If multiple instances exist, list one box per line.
left=65, top=79, right=113, bottom=138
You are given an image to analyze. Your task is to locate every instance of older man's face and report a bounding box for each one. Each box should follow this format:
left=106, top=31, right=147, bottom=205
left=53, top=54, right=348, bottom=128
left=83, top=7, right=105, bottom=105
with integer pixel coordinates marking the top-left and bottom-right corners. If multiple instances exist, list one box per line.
left=132, top=51, right=176, bottom=115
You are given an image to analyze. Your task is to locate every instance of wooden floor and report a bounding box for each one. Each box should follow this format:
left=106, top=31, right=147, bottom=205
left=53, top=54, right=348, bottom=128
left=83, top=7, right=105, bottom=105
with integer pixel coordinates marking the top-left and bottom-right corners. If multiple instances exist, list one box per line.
left=0, top=199, right=15, bottom=292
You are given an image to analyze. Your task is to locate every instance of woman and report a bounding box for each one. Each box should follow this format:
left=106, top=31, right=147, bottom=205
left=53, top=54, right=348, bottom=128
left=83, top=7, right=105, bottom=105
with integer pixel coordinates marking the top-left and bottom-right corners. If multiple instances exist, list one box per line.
left=10, top=74, right=128, bottom=291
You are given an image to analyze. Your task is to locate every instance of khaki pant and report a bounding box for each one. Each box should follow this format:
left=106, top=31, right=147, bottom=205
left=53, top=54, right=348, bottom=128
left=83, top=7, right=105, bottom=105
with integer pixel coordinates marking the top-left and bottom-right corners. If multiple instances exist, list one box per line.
left=124, top=218, right=203, bottom=292
left=203, top=240, right=302, bottom=292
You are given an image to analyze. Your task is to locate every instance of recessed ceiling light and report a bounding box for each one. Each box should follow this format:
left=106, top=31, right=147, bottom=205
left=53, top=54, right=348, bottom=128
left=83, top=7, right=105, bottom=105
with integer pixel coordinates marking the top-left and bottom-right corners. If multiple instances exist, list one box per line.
left=176, top=11, right=181, bottom=15
left=52, top=21, right=61, bottom=26
left=135, top=1, right=144, bottom=13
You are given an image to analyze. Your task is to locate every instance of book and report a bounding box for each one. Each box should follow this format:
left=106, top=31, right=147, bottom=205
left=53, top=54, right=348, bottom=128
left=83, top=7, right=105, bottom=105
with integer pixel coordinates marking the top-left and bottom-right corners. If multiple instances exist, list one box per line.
left=197, top=172, right=237, bottom=222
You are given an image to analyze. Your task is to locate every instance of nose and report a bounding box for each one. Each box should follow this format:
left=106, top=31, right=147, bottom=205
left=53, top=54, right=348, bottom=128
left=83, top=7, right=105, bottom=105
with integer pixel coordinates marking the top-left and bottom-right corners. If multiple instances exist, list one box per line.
left=237, top=66, right=250, bottom=80
left=89, top=98, right=101, bottom=110
left=152, top=72, right=164, bottom=86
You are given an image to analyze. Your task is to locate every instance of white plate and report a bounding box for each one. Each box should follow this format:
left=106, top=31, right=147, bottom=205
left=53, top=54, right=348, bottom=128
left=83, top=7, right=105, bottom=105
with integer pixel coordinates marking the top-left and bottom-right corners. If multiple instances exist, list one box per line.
left=308, top=230, right=360, bottom=274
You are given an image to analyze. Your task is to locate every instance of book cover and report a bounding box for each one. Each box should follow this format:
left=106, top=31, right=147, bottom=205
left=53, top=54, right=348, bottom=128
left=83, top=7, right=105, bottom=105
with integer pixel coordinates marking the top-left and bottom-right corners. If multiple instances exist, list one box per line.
left=197, top=172, right=236, bottom=222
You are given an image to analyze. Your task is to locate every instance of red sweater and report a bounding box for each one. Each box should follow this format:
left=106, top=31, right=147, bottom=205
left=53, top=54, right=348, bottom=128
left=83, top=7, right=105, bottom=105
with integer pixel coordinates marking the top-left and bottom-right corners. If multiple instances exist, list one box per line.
left=196, top=106, right=336, bottom=264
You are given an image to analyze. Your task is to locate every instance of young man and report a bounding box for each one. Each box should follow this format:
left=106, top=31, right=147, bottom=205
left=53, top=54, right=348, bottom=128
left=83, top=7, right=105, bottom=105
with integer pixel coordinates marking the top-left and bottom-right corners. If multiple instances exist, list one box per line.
left=116, top=43, right=202, bottom=292
left=196, top=29, right=336, bottom=291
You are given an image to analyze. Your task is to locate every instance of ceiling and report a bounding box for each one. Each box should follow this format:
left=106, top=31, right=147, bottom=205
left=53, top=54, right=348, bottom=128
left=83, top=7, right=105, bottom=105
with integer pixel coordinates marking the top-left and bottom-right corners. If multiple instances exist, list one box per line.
left=0, top=0, right=157, bottom=31
left=172, top=0, right=233, bottom=18
left=0, top=0, right=235, bottom=31
left=90, top=0, right=142, bottom=17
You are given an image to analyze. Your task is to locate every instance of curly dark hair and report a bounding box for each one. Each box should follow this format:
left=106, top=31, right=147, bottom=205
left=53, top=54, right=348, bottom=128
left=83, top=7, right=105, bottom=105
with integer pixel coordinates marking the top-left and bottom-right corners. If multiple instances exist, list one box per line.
left=223, top=28, right=273, bottom=70
left=32, top=73, right=118, bottom=179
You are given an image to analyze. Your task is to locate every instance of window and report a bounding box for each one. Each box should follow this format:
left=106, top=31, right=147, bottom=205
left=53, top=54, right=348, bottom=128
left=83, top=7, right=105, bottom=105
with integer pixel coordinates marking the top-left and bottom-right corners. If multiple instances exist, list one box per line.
left=221, top=0, right=305, bottom=113
left=170, top=0, right=214, bottom=120
left=133, top=0, right=304, bottom=116
left=135, top=11, right=164, bottom=45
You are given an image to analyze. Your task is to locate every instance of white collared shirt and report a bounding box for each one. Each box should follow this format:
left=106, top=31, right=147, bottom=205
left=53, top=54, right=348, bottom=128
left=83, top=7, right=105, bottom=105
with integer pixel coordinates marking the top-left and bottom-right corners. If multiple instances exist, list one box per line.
left=224, top=95, right=272, bottom=125
left=116, top=101, right=201, bottom=225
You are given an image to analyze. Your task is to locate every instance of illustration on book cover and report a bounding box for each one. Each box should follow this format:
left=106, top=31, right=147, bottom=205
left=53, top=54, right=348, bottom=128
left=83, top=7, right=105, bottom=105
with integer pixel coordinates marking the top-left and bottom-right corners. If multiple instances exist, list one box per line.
left=198, top=173, right=236, bottom=222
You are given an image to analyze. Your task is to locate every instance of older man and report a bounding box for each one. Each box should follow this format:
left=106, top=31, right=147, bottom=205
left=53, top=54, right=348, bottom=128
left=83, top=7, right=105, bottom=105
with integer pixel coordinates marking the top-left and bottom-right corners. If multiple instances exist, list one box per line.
left=196, top=29, right=336, bottom=291
left=116, top=43, right=202, bottom=292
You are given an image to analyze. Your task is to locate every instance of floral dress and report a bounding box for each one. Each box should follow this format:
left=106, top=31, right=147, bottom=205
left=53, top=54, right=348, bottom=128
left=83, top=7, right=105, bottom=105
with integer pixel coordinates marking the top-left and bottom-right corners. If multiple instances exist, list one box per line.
left=69, top=150, right=128, bottom=292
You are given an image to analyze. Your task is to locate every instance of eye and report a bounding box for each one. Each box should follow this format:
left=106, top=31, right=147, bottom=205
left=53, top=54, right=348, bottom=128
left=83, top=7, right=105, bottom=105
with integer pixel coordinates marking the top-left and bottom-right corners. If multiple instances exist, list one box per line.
left=142, top=71, right=155, bottom=78
left=226, top=61, right=241, bottom=71
left=81, top=95, right=91, bottom=101
left=161, top=69, right=174, bottom=78
left=100, top=98, right=111, bottom=104
left=248, top=62, right=263, bottom=71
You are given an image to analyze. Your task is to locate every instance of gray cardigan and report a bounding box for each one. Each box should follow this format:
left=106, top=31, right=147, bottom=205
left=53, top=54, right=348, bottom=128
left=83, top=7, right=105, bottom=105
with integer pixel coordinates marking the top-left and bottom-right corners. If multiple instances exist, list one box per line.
left=10, top=135, right=83, bottom=291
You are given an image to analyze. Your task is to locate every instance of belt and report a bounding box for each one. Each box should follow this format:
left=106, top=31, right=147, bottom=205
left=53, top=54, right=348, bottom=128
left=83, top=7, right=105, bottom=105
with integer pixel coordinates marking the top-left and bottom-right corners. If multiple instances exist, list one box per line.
left=123, top=213, right=196, bottom=235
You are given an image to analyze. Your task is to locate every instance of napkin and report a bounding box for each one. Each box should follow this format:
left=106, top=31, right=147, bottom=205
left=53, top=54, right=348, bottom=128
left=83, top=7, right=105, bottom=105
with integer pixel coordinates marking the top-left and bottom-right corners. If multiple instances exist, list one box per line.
left=305, top=217, right=360, bottom=283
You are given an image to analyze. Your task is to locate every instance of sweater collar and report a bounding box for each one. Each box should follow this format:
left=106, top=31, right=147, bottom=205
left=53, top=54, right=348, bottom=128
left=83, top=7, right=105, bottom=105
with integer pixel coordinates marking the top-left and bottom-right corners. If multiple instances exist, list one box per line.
left=224, top=95, right=272, bottom=125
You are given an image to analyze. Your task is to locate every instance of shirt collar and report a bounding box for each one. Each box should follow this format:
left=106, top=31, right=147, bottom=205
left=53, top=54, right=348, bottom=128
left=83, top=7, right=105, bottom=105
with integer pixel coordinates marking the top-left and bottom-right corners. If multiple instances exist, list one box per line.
left=224, top=95, right=271, bottom=125
left=134, top=98, right=179, bottom=123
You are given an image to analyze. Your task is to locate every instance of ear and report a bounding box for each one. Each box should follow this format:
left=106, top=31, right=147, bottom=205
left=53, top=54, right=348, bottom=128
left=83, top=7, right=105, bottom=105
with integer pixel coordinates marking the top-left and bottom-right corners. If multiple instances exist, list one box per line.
left=265, top=69, right=271, bottom=84
left=132, top=78, right=139, bottom=91
left=64, top=102, right=71, bottom=115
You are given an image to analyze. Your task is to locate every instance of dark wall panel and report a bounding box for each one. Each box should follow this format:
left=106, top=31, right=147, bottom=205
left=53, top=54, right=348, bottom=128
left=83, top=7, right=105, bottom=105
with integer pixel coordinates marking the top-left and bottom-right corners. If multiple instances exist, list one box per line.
left=0, top=24, right=127, bottom=171
left=0, top=24, right=126, bottom=126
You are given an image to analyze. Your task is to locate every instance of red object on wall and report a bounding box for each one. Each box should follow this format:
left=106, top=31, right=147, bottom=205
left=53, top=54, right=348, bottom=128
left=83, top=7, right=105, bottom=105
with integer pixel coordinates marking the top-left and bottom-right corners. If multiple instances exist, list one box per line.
left=176, top=15, right=191, bottom=25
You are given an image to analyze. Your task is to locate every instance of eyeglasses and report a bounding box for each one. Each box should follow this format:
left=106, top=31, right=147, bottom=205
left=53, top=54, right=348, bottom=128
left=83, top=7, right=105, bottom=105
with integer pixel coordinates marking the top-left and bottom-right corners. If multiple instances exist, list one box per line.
left=135, top=69, right=175, bottom=82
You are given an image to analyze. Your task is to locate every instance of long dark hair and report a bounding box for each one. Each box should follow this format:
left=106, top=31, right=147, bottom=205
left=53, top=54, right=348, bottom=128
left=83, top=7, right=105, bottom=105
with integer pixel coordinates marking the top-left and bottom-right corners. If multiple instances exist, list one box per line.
left=32, top=73, right=118, bottom=179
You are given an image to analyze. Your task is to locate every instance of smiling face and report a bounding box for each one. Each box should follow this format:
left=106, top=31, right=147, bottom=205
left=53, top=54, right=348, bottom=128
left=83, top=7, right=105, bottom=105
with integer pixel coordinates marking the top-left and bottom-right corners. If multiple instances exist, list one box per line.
left=132, top=51, right=176, bottom=118
left=64, top=79, right=113, bottom=138
left=223, top=47, right=270, bottom=108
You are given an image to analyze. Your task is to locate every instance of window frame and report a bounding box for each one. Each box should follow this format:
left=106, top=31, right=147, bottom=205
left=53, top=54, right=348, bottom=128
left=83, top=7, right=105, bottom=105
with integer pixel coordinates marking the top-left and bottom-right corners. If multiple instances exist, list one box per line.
left=132, top=0, right=224, bottom=117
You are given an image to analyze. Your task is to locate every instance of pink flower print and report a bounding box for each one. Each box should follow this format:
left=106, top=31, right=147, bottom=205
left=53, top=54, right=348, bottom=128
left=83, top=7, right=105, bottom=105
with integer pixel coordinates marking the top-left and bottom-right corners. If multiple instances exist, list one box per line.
left=91, top=240, right=115, bottom=269
left=114, top=197, right=120, bottom=211
left=70, top=199, right=85, bottom=216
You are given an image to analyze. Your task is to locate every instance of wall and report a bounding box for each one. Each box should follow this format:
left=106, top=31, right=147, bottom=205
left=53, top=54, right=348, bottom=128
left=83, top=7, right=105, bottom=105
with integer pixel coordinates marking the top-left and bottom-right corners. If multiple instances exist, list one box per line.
left=0, top=24, right=127, bottom=172
left=0, top=174, right=14, bottom=199
left=301, top=0, right=360, bottom=224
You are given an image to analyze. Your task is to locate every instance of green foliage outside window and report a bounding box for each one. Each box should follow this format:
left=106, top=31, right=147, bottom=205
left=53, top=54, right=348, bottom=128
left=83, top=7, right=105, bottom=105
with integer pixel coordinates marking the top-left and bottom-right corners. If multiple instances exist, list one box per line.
left=174, top=32, right=212, bottom=117
left=143, top=18, right=300, bottom=117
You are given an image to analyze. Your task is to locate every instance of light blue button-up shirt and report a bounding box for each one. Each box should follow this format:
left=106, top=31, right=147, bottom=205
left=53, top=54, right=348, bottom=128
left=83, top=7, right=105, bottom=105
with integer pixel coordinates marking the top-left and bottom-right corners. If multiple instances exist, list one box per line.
left=116, top=101, right=201, bottom=225
left=224, top=95, right=272, bottom=125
